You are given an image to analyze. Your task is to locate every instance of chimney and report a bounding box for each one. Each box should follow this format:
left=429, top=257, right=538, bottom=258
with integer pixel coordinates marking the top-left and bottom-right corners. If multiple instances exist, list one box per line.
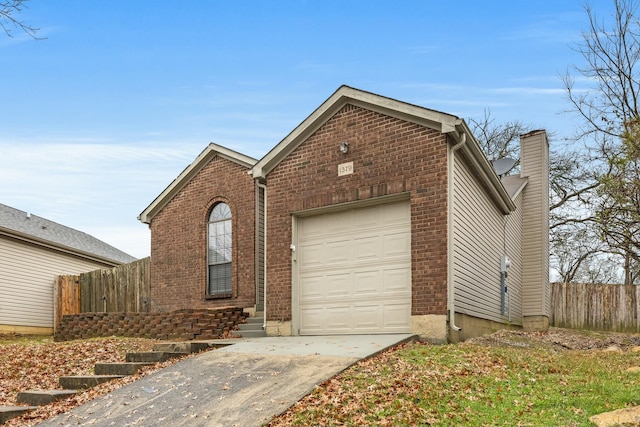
left=519, top=130, right=550, bottom=331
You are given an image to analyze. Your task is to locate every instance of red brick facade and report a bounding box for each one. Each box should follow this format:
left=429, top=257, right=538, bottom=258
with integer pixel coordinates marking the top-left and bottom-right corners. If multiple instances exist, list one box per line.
left=149, top=155, right=256, bottom=311
left=266, top=104, right=449, bottom=322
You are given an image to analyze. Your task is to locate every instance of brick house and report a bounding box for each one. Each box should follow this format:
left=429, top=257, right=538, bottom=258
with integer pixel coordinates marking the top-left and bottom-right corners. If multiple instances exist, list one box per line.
left=139, top=86, right=549, bottom=342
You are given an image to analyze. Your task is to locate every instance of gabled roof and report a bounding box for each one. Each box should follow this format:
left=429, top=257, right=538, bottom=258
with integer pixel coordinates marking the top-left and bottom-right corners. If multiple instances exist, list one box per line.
left=250, top=85, right=515, bottom=213
left=138, top=143, right=257, bottom=224
left=0, top=203, right=136, bottom=265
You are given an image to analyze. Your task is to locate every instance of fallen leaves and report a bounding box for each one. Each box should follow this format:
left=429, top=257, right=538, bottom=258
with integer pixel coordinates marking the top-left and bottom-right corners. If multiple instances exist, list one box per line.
left=269, top=329, right=640, bottom=427
left=0, top=334, right=192, bottom=427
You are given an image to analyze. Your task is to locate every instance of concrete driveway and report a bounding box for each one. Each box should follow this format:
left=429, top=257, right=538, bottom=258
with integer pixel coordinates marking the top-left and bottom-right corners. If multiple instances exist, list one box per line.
left=36, top=334, right=414, bottom=427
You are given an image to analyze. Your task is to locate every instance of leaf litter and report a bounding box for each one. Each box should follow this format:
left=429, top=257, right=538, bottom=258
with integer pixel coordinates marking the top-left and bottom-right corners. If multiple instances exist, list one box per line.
left=0, top=335, right=194, bottom=427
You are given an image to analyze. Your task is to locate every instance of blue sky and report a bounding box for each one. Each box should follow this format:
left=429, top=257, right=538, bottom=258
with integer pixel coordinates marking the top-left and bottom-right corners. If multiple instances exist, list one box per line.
left=0, top=1, right=612, bottom=258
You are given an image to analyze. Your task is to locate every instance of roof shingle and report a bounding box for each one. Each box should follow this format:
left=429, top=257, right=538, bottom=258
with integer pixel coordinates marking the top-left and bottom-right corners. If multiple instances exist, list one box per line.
left=0, top=203, right=137, bottom=265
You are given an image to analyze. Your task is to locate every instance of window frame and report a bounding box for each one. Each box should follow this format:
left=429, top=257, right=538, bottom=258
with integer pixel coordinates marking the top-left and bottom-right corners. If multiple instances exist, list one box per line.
left=206, top=202, right=233, bottom=299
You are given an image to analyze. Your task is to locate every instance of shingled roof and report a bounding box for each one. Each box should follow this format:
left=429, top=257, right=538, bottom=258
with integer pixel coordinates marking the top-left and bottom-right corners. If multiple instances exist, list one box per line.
left=0, top=203, right=136, bottom=265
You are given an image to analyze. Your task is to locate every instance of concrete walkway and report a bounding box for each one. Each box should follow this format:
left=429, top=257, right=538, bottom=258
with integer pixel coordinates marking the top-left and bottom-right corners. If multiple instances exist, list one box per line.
left=36, top=334, right=414, bottom=427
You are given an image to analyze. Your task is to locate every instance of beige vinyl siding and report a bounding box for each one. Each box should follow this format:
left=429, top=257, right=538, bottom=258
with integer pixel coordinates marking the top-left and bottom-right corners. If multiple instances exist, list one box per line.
left=0, top=236, right=109, bottom=328
left=452, top=154, right=523, bottom=325
left=520, top=132, right=550, bottom=317
left=504, top=193, right=523, bottom=322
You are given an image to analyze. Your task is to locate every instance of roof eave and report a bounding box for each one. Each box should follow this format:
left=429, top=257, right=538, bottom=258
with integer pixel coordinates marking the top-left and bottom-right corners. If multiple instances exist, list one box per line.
left=449, top=121, right=517, bottom=214
left=0, top=226, right=124, bottom=266
left=251, top=85, right=461, bottom=180
left=139, top=143, right=257, bottom=224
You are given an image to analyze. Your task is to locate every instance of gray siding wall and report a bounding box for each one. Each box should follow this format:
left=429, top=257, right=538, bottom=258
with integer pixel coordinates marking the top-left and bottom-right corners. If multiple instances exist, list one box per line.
left=504, top=193, right=523, bottom=323
left=452, top=154, right=523, bottom=325
left=0, top=236, right=109, bottom=328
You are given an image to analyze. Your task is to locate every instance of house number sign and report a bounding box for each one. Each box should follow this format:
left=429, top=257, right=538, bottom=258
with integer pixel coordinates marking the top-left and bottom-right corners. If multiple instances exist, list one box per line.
left=338, top=161, right=354, bottom=176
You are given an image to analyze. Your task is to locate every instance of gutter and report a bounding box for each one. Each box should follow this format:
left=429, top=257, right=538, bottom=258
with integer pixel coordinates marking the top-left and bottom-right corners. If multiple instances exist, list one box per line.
left=447, top=131, right=466, bottom=333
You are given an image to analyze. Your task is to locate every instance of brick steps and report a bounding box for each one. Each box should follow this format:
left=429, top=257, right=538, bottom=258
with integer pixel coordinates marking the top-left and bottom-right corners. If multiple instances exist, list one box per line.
left=0, top=340, right=216, bottom=424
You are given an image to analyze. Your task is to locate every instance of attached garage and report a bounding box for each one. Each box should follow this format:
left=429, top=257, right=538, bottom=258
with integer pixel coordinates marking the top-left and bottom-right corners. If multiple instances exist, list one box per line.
left=142, top=85, right=551, bottom=342
left=294, top=198, right=412, bottom=335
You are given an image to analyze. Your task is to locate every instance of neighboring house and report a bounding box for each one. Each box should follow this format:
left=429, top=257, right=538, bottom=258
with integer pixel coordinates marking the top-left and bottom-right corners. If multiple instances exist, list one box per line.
left=0, top=204, right=136, bottom=334
left=139, top=86, right=549, bottom=342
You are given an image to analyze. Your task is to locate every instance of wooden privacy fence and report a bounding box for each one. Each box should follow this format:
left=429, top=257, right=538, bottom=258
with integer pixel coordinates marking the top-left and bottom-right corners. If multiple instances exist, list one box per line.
left=54, top=257, right=150, bottom=331
left=550, top=282, right=640, bottom=332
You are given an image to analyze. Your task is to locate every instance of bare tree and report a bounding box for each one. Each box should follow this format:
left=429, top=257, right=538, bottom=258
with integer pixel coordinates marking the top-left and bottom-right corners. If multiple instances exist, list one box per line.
left=563, top=0, right=640, bottom=283
left=1, top=0, right=42, bottom=39
left=468, top=109, right=529, bottom=164
left=470, top=110, right=608, bottom=283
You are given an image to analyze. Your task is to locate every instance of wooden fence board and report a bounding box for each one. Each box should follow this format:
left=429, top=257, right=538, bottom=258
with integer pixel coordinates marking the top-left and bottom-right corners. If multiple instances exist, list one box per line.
left=551, top=282, right=640, bottom=332
left=56, top=257, right=150, bottom=318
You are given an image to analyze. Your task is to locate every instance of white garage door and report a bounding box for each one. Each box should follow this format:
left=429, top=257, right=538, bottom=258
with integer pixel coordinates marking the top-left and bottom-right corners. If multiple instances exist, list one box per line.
left=297, top=200, right=412, bottom=335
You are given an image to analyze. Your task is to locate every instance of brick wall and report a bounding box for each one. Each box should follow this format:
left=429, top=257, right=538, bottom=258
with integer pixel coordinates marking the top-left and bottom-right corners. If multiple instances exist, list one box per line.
left=54, top=308, right=248, bottom=341
left=266, top=104, right=449, bottom=321
left=149, top=155, right=256, bottom=311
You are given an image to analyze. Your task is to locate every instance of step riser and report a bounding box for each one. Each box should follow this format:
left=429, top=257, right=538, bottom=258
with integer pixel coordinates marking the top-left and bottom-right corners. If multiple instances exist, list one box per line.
left=126, top=352, right=187, bottom=363
left=238, top=324, right=265, bottom=331
left=152, top=342, right=211, bottom=354
left=16, top=390, right=77, bottom=406
left=59, top=375, right=124, bottom=390
left=0, top=406, right=37, bottom=424
left=94, top=363, right=152, bottom=376
left=232, top=330, right=267, bottom=338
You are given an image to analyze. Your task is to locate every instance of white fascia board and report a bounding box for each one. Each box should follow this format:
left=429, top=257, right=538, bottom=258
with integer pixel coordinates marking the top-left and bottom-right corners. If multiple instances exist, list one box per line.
left=138, top=143, right=257, bottom=224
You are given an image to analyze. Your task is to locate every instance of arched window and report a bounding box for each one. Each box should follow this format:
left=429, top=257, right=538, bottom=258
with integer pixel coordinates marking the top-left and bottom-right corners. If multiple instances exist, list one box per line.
left=207, top=202, right=232, bottom=296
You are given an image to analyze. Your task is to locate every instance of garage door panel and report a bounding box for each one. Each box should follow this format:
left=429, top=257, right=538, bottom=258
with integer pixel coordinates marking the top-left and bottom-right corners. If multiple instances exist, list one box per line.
left=383, top=201, right=411, bottom=225
left=383, top=232, right=411, bottom=258
left=326, top=239, right=352, bottom=264
left=298, top=200, right=411, bottom=335
left=383, top=266, right=411, bottom=293
left=353, top=207, right=381, bottom=229
left=354, top=235, right=382, bottom=261
left=326, top=306, right=351, bottom=330
left=299, top=308, right=324, bottom=331
left=298, top=215, right=326, bottom=237
left=353, top=305, right=382, bottom=330
left=299, top=243, right=324, bottom=268
left=353, top=270, right=382, bottom=295
left=383, top=303, right=412, bottom=328
left=299, top=275, right=324, bottom=300
left=326, top=273, right=352, bottom=298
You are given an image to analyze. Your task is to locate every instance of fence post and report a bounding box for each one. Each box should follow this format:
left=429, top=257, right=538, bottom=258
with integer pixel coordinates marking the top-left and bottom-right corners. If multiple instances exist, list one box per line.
left=54, top=275, right=80, bottom=332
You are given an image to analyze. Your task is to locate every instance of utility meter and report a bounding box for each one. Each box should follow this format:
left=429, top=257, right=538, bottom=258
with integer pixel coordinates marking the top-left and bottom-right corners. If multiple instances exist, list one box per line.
left=500, top=255, right=511, bottom=273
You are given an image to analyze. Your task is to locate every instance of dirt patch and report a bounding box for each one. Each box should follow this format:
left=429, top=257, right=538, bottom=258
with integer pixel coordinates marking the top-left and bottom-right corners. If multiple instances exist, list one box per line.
left=464, top=327, right=640, bottom=351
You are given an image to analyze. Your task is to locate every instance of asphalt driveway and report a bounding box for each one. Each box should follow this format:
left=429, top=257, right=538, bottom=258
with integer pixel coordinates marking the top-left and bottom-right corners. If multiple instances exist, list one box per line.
left=36, top=334, right=414, bottom=427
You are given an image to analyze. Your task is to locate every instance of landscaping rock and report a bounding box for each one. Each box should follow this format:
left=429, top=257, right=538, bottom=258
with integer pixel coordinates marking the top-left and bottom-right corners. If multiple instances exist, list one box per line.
left=590, top=406, right=640, bottom=427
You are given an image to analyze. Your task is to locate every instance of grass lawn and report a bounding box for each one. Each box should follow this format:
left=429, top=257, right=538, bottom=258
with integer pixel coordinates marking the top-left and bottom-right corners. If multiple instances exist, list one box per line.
left=270, top=332, right=640, bottom=427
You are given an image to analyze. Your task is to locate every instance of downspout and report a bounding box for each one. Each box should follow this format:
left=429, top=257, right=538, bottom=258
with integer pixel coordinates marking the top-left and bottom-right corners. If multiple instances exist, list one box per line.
left=448, top=132, right=466, bottom=332
left=257, top=182, right=268, bottom=331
